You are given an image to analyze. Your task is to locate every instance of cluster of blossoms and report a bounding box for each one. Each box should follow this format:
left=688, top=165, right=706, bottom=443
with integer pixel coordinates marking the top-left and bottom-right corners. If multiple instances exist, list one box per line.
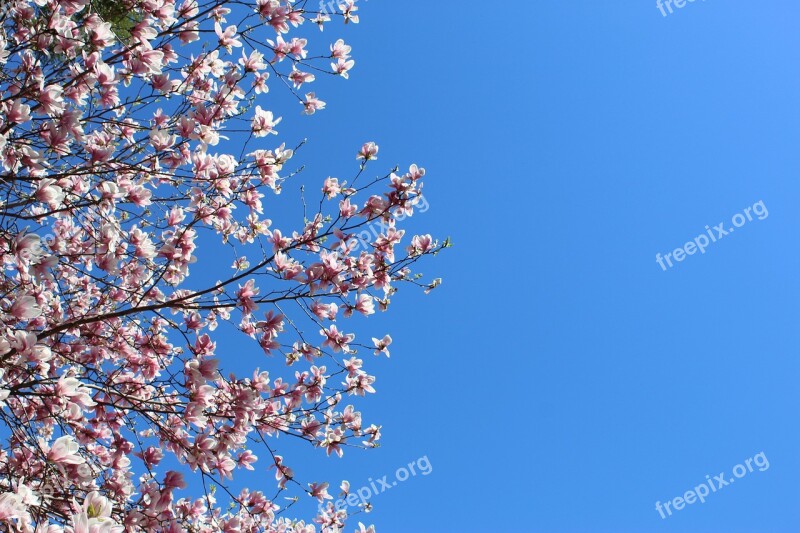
left=0, top=0, right=444, bottom=531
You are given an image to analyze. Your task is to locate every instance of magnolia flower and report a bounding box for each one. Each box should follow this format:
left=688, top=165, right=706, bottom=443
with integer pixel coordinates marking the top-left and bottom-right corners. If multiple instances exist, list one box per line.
left=372, top=335, right=392, bottom=357
left=425, top=277, right=443, bottom=294
left=163, top=471, right=187, bottom=490
left=346, top=373, right=376, bottom=396
left=149, top=128, right=175, bottom=151
left=407, top=234, right=434, bottom=256
left=331, top=39, right=352, bottom=59
left=0, top=492, right=26, bottom=522
left=0, top=33, right=8, bottom=65
left=237, top=451, right=258, bottom=471
left=320, top=325, right=355, bottom=353
left=87, top=17, right=115, bottom=48
left=355, top=294, right=375, bottom=316
left=57, top=376, right=96, bottom=408
left=338, top=1, right=360, bottom=24
left=239, top=49, right=266, bottom=72
left=339, top=198, right=358, bottom=218
left=302, top=92, right=326, bottom=115
left=215, top=22, right=242, bottom=52
left=15, top=480, right=39, bottom=507
left=289, top=69, right=315, bottom=88
left=130, top=48, right=164, bottom=76
left=10, top=295, right=42, bottom=320
left=253, top=72, right=270, bottom=94
left=357, top=142, right=378, bottom=161
left=311, top=301, right=338, bottom=320
left=5, top=100, right=31, bottom=124
left=70, top=509, right=124, bottom=533
left=38, top=84, right=65, bottom=116
left=83, top=492, right=112, bottom=519
left=322, top=177, right=341, bottom=198
left=332, top=57, right=355, bottom=78
left=322, top=428, right=346, bottom=457
left=288, top=37, right=308, bottom=59
left=35, top=178, right=65, bottom=207
left=308, top=482, right=331, bottom=502
left=312, top=12, right=331, bottom=30
left=251, top=106, right=281, bottom=137
left=47, top=435, right=85, bottom=465
left=15, top=233, right=45, bottom=262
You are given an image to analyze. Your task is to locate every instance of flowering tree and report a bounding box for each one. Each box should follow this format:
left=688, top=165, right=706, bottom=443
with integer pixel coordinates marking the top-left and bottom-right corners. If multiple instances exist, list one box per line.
left=0, top=0, right=445, bottom=530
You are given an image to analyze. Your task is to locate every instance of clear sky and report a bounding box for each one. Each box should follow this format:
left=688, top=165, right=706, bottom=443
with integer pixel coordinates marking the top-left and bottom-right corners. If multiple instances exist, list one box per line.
left=209, top=1, right=800, bottom=532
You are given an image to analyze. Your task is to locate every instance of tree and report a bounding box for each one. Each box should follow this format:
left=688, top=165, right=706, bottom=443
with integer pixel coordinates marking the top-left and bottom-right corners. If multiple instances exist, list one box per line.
left=0, top=0, right=446, bottom=530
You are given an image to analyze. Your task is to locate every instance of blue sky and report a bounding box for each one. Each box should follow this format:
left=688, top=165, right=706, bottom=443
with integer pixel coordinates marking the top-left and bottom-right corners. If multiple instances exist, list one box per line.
left=203, top=1, right=800, bottom=531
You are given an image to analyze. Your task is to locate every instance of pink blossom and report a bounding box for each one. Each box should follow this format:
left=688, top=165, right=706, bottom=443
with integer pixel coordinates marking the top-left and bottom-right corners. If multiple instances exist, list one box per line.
left=57, top=376, right=96, bottom=407
left=252, top=106, right=281, bottom=137
left=339, top=198, right=358, bottom=218
left=289, top=37, right=309, bottom=59
left=289, top=68, right=315, bottom=88
left=163, top=471, right=187, bottom=490
left=0, top=493, right=26, bottom=522
left=372, top=334, right=392, bottom=357
left=10, top=295, right=41, bottom=320
left=332, top=57, right=355, bottom=78
left=356, top=294, right=375, bottom=316
left=309, top=482, right=332, bottom=502
left=38, top=84, right=65, bottom=116
left=313, top=12, right=331, bottom=30
left=47, top=435, right=85, bottom=465
left=129, top=48, right=165, bottom=76
left=36, top=178, right=65, bottom=206
left=323, top=177, right=341, bottom=198
left=237, top=279, right=260, bottom=314
left=331, top=39, right=352, bottom=59
left=237, top=450, right=258, bottom=470
left=5, top=100, right=31, bottom=124
left=346, top=372, right=376, bottom=396
left=338, top=1, right=360, bottom=24
left=320, top=325, right=355, bottom=353
left=357, top=142, right=379, bottom=161
left=323, top=428, right=346, bottom=457
left=149, top=128, right=175, bottom=151
left=215, top=22, right=243, bottom=52
left=83, top=491, right=113, bottom=519
left=311, top=301, right=338, bottom=320
left=408, top=234, right=434, bottom=256
left=253, top=72, right=270, bottom=93
left=240, top=49, right=266, bottom=72
left=302, top=92, right=326, bottom=115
